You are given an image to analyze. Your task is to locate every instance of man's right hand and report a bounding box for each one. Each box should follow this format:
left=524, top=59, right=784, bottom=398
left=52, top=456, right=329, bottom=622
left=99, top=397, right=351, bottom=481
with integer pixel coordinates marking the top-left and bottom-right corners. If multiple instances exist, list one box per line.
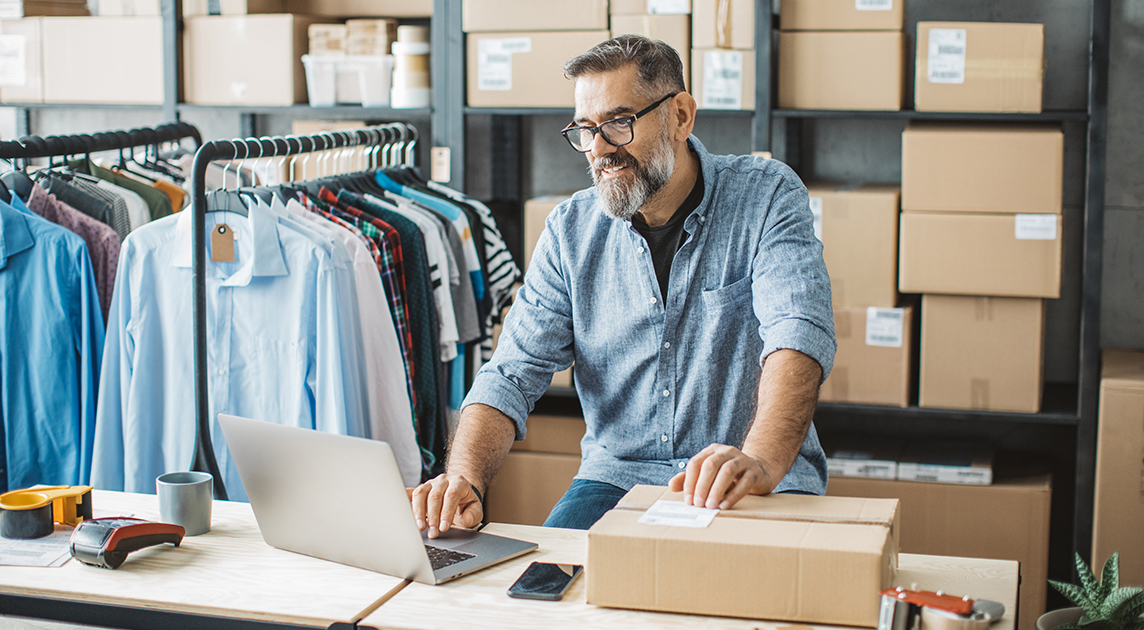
left=410, top=474, right=484, bottom=539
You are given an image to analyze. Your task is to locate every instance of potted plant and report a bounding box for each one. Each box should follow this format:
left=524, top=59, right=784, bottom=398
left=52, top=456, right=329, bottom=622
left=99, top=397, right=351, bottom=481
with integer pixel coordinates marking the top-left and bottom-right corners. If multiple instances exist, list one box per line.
left=1038, top=552, right=1144, bottom=630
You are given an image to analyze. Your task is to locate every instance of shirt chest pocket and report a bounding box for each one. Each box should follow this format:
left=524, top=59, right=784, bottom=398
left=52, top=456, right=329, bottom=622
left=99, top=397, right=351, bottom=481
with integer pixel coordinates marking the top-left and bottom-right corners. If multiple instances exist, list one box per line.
left=701, top=274, right=753, bottom=313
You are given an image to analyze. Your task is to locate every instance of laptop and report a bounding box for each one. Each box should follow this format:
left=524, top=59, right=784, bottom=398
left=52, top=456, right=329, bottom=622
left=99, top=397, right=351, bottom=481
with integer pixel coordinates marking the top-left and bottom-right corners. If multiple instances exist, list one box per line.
left=218, top=414, right=537, bottom=585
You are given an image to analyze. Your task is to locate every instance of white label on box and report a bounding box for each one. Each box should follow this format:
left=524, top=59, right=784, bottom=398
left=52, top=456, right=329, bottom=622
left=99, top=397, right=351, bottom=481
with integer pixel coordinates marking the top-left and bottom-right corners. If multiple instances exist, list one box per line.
left=897, top=463, right=992, bottom=485
left=855, top=0, right=893, bottom=10
left=647, top=0, right=690, bottom=14
left=477, top=37, right=532, bottom=92
left=809, top=196, right=823, bottom=241
left=0, top=34, right=26, bottom=87
left=927, top=28, right=967, bottom=84
left=701, top=50, right=742, bottom=109
left=637, top=500, right=719, bottom=528
left=866, top=307, right=904, bottom=348
left=0, top=4, right=22, bottom=18
left=1015, top=214, right=1058, bottom=240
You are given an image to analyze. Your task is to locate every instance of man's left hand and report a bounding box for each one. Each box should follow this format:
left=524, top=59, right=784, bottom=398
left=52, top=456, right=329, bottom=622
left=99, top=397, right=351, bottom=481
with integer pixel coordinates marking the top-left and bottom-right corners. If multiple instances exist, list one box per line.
left=668, top=444, right=779, bottom=510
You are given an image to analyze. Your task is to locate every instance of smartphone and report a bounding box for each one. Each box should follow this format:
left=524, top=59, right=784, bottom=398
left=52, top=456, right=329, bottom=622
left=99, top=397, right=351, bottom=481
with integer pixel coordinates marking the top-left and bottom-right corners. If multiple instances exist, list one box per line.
left=506, top=562, right=584, bottom=601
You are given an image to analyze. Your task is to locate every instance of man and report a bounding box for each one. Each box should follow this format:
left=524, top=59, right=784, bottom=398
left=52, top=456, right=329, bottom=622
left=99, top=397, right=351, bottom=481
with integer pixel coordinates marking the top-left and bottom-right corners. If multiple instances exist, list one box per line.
left=412, top=35, right=834, bottom=537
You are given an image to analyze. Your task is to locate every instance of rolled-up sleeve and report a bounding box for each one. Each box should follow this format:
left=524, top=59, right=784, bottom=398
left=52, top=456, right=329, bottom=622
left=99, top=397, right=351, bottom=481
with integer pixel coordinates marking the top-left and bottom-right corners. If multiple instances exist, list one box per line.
left=751, top=173, right=836, bottom=381
left=462, top=209, right=576, bottom=439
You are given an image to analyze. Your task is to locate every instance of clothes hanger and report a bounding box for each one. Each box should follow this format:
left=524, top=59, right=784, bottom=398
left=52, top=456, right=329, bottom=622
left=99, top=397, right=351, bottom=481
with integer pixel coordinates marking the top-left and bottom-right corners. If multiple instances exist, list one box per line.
left=204, top=138, right=249, bottom=217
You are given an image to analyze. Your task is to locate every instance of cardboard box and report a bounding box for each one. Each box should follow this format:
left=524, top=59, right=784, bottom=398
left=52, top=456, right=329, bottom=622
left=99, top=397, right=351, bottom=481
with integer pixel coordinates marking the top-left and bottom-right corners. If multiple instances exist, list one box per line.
left=820, top=305, right=913, bottom=407
left=467, top=30, right=610, bottom=108
left=0, top=1, right=88, bottom=18
left=524, top=195, right=569, bottom=271
left=485, top=451, right=581, bottom=526
left=514, top=414, right=586, bottom=455
left=692, top=0, right=752, bottom=49
left=919, top=294, right=1044, bottom=413
left=464, top=0, right=608, bottom=32
left=898, top=212, right=1062, bottom=298
left=285, top=0, right=432, bottom=18
left=779, top=0, right=904, bottom=31
left=588, top=486, right=899, bottom=626
left=828, top=473, right=1052, bottom=630
left=97, top=0, right=160, bottom=16
left=0, top=17, right=44, bottom=103
left=691, top=47, right=755, bottom=110
left=345, top=18, right=396, bottom=55
left=901, top=123, right=1064, bottom=214
left=611, top=0, right=691, bottom=14
left=1092, top=349, right=1144, bottom=589
left=915, top=21, right=1044, bottom=113
left=610, top=14, right=690, bottom=89
left=778, top=31, right=904, bottom=110
left=808, top=183, right=900, bottom=307
left=184, top=14, right=319, bottom=106
left=41, top=17, right=162, bottom=104
left=183, top=0, right=283, bottom=16
left=308, top=23, right=347, bottom=55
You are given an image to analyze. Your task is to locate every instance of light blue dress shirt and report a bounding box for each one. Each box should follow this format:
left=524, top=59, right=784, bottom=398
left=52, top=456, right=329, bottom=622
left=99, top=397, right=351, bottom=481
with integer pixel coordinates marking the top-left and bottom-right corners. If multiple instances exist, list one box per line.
left=464, top=136, right=835, bottom=494
left=0, top=197, right=104, bottom=490
left=92, top=202, right=369, bottom=501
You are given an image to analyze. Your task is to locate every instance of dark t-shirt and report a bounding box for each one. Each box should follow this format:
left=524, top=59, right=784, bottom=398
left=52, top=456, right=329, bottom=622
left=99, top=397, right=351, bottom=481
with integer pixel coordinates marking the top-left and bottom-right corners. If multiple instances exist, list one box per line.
left=632, top=167, right=705, bottom=300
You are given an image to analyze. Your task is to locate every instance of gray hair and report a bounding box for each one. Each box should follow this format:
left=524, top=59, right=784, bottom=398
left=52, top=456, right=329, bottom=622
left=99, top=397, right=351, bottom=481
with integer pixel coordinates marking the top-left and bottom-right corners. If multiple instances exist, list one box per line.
left=563, top=34, right=686, bottom=100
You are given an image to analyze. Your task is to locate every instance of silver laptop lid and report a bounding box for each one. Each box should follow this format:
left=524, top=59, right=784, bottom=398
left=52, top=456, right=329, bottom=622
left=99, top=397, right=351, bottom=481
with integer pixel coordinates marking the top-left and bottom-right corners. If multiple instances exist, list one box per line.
left=218, top=414, right=436, bottom=584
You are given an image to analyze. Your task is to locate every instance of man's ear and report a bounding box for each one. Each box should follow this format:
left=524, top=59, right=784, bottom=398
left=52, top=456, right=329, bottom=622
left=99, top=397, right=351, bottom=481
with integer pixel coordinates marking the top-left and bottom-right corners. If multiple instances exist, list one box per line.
left=673, top=92, right=698, bottom=143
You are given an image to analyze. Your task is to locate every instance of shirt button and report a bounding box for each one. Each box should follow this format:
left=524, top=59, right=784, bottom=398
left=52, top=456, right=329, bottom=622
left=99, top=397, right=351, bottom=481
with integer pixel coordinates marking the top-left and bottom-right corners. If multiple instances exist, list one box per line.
left=664, top=342, right=671, bottom=349
left=661, top=434, right=669, bottom=442
left=678, top=461, right=687, bottom=469
left=217, top=368, right=226, bottom=375
left=636, top=246, right=645, bottom=254
left=699, top=216, right=705, bottom=223
left=649, top=297, right=657, bottom=304
left=663, top=389, right=670, bottom=397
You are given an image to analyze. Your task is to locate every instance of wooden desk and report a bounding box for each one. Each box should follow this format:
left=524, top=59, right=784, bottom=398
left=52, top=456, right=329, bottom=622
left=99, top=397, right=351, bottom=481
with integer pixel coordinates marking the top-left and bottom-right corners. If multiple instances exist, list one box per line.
left=361, top=523, right=1020, bottom=630
left=0, top=490, right=405, bottom=629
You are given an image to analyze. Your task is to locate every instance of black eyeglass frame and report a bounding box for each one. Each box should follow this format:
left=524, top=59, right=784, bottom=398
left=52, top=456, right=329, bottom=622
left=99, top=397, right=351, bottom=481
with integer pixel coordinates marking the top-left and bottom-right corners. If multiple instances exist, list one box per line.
left=559, top=92, right=679, bottom=153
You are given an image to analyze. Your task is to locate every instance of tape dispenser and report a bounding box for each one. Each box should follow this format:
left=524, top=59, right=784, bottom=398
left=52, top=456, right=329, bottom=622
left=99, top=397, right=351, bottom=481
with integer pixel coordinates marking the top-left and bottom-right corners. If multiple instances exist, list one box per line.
left=878, top=587, right=1006, bottom=630
left=0, top=485, right=94, bottom=539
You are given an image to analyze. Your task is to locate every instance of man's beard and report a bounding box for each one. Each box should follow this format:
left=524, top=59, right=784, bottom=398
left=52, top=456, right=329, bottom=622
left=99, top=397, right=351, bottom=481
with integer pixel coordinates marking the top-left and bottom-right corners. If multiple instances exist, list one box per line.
left=589, top=128, right=675, bottom=221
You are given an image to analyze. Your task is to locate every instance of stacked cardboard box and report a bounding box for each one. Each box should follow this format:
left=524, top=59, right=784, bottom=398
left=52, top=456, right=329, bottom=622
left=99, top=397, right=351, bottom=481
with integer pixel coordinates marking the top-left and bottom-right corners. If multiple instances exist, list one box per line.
left=777, top=0, right=904, bottom=110
left=182, top=0, right=282, bottom=16
left=98, top=0, right=158, bottom=15
left=485, top=414, right=586, bottom=526
left=464, top=0, right=608, bottom=108
left=915, top=22, right=1044, bottom=113
left=0, top=17, right=44, bottom=102
left=810, top=184, right=912, bottom=407
left=900, top=123, right=1063, bottom=413
left=691, top=0, right=753, bottom=109
left=285, top=0, right=431, bottom=17
left=518, top=196, right=574, bottom=388
left=610, top=1, right=690, bottom=90
left=34, top=17, right=163, bottom=104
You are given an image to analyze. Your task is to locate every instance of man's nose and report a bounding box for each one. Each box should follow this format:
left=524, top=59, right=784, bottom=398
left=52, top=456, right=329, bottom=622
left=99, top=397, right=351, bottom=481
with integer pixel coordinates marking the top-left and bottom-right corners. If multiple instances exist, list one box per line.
left=589, top=130, right=617, bottom=159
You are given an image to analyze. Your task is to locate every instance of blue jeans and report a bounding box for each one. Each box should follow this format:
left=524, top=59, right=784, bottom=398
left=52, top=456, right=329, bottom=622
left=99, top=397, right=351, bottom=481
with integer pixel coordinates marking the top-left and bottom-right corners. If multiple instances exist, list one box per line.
left=543, top=479, right=629, bottom=530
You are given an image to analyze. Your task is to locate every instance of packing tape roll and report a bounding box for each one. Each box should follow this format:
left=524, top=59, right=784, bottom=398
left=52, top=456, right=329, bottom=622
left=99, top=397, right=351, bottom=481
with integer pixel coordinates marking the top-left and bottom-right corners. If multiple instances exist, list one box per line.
left=0, top=486, right=93, bottom=540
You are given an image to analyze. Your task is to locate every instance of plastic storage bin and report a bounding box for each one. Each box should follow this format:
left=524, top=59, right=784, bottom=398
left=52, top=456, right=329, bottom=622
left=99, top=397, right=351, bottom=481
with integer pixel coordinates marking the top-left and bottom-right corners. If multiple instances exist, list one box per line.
left=302, top=54, right=394, bottom=107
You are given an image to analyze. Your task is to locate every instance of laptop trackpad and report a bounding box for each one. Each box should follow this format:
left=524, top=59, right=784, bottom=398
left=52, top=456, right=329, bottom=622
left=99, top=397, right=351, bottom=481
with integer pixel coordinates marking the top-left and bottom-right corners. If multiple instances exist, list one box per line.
left=420, top=527, right=482, bottom=551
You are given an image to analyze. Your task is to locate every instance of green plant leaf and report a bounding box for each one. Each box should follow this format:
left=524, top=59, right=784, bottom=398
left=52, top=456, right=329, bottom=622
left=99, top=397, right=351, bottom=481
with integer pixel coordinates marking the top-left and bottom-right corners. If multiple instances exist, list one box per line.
left=1118, top=594, right=1144, bottom=621
left=1101, top=587, right=1143, bottom=620
left=1100, top=552, right=1122, bottom=602
left=1052, top=580, right=1100, bottom=616
left=1078, top=553, right=1101, bottom=599
left=1126, top=619, right=1144, bottom=630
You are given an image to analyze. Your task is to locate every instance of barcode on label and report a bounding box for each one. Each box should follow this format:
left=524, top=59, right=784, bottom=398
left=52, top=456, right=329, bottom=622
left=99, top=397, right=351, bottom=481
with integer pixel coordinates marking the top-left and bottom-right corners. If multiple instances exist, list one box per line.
left=866, top=307, right=904, bottom=348
left=705, top=97, right=736, bottom=105
left=936, top=45, right=964, bottom=55
left=855, top=0, right=892, bottom=10
left=927, top=28, right=967, bottom=84
left=482, top=53, right=510, bottom=64
left=930, top=71, right=962, bottom=79
left=713, top=69, right=740, bottom=80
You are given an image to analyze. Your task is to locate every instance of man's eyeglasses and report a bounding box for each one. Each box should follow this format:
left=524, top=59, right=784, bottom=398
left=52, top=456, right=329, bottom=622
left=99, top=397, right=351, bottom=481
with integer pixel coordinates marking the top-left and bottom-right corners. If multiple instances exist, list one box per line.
left=559, top=92, right=678, bottom=153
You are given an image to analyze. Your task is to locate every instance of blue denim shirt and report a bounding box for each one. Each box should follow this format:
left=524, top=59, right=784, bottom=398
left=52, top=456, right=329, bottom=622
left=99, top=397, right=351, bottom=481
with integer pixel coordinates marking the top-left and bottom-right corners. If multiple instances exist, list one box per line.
left=464, top=136, right=835, bottom=494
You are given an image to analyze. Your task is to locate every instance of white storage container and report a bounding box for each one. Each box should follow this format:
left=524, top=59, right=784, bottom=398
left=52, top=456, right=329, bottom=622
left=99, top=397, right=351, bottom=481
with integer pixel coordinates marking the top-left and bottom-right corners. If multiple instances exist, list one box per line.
left=302, top=54, right=394, bottom=107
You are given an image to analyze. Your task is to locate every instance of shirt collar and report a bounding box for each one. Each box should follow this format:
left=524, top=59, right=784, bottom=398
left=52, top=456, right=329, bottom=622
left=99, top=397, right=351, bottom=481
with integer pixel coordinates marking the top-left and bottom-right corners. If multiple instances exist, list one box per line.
left=0, top=200, right=34, bottom=270
left=172, top=199, right=288, bottom=284
left=686, top=135, right=715, bottom=225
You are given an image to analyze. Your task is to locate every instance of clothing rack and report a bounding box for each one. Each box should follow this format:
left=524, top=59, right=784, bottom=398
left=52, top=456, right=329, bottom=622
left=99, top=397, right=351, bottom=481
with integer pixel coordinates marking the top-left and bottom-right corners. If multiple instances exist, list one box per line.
left=189, top=123, right=419, bottom=500
left=0, top=122, right=202, bottom=161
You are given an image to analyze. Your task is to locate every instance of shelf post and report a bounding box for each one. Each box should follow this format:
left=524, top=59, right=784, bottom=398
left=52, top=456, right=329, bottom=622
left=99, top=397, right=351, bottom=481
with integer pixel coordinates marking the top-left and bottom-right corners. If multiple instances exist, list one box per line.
left=161, top=0, right=180, bottom=122
left=752, top=0, right=773, bottom=153
left=431, top=0, right=465, bottom=189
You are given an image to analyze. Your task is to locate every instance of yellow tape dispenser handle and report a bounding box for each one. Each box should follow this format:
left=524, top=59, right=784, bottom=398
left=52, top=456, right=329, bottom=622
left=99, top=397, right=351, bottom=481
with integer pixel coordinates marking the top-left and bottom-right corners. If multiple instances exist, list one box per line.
left=0, top=485, right=94, bottom=539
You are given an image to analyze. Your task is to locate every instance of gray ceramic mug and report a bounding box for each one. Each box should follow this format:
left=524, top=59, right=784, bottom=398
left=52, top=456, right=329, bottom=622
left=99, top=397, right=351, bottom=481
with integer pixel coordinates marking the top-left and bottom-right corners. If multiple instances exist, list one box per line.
left=156, top=471, right=213, bottom=536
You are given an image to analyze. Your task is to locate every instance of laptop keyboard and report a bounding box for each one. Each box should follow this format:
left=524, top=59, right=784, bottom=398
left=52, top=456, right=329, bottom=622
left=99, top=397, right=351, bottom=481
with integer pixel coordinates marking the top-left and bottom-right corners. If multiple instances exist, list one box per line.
left=425, top=545, right=476, bottom=571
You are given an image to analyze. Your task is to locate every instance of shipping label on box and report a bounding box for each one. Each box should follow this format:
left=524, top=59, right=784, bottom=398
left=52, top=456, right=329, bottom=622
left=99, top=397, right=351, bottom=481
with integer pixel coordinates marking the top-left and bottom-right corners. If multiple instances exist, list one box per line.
left=779, top=0, right=904, bottom=31
left=692, top=0, right=752, bottom=49
left=901, top=123, right=1063, bottom=214
left=807, top=183, right=900, bottom=308
left=692, top=48, right=754, bottom=110
left=464, top=0, right=608, bottom=32
left=898, top=211, right=1062, bottom=298
left=915, top=21, right=1044, bottom=113
left=588, top=486, right=899, bottom=626
left=467, top=31, right=610, bottom=107
left=919, top=294, right=1044, bottom=413
left=820, top=305, right=912, bottom=407
left=611, top=0, right=691, bottom=14
left=777, top=30, right=904, bottom=111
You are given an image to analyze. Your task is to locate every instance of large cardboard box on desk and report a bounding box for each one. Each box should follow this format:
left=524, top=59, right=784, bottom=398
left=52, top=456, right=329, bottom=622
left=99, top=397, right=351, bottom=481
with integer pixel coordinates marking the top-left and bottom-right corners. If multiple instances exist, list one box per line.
left=899, top=211, right=1062, bottom=298
left=901, top=123, right=1063, bottom=214
left=919, top=294, right=1044, bottom=413
left=828, top=473, right=1052, bottom=630
left=467, top=30, right=610, bottom=108
left=1092, top=349, right=1144, bottom=589
left=915, top=22, right=1044, bottom=113
left=821, top=305, right=913, bottom=407
left=463, top=0, right=608, bottom=32
left=808, top=183, right=900, bottom=307
left=588, top=485, right=899, bottom=626
left=779, top=0, right=905, bottom=31
left=778, top=31, right=904, bottom=111
left=0, top=17, right=44, bottom=103
left=611, top=14, right=690, bottom=89
left=41, top=16, right=162, bottom=104
left=184, top=14, right=320, bottom=106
